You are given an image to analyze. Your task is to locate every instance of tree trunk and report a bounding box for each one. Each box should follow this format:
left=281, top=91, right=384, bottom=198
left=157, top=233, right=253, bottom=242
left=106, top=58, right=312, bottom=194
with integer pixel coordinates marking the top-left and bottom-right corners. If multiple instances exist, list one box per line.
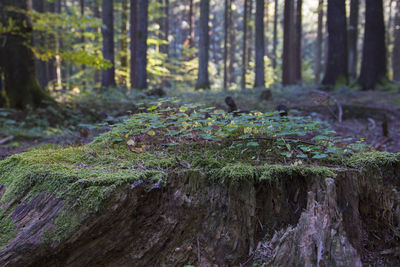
left=130, top=0, right=137, bottom=88
left=314, top=0, right=324, bottom=84
left=93, top=0, right=101, bottom=86
left=358, top=0, right=386, bottom=90
left=0, top=0, right=53, bottom=109
left=101, top=0, right=116, bottom=87
left=223, top=0, right=230, bottom=90
left=188, top=0, right=195, bottom=47
left=295, top=0, right=302, bottom=83
left=134, top=0, right=149, bottom=89
left=255, top=0, right=265, bottom=88
left=228, top=0, right=236, bottom=84
left=348, top=0, right=359, bottom=81
left=196, top=0, right=210, bottom=89
left=282, top=0, right=296, bottom=85
left=120, top=0, right=129, bottom=74
left=392, top=0, right=400, bottom=82
left=322, top=0, right=348, bottom=87
left=241, top=0, right=248, bottom=89
left=272, top=0, right=278, bottom=69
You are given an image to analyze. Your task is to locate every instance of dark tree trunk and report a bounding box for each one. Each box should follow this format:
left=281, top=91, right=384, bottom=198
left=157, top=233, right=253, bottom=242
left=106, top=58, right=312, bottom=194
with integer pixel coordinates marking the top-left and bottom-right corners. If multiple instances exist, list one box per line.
left=255, top=0, right=265, bottom=88
left=120, top=0, right=129, bottom=73
left=272, top=0, right=278, bottom=69
left=0, top=0, right=53, bottom=109
left=322, top=0, right=348, bottom=87
left=101, top=0, right=116, bottom=87
left=315, top=0, right=324, bottom=83
left=188, top=0, right=195, bottom=47
left=241, top=0, right=249, bottom=89
left=295, top=0, right=302, bottom=83
left=229, top=0, right=236, bottom=84
left=223, top=0, right=230, bottom=90
left=358, top=0, right=386, bottom=90
left=130, top=0, right=137, bottom=88
left=282, top=0, right=296, bottom=85
left=134, top=0, right=149, bottom=89
left=196, top=0, right=210, bottom=89
left=348, top=0, right=359, bottom=81
left=392, top=0, right=400, bottom=82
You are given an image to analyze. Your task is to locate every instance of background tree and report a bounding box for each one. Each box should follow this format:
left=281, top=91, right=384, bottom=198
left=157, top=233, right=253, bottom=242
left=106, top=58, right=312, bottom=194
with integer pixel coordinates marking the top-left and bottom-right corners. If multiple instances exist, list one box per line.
left=241, top=0, right=249, bottom=88
left=359, top=0, right=386, bottom=90
left=130, top=0, right=137, bottom=88
left=314, top=0, right=324, bottom=83
left=101, top=0, right=116, bottom=87
left=393, top=0, right=400, bottom=83
left=134, top=0, right=149, bottom=89
left=0, top=0, right=53, bottom=109
left=322, top=0, right=348, bottom=87
left=196, top=0, right=211, bottom=89
left=223, top=0, right=230, bottom=90
left=348, top=0, right=359, bottom=81
left=272, top=0, right=279, bottom=69
left=254, top=0, right=265, bottom=88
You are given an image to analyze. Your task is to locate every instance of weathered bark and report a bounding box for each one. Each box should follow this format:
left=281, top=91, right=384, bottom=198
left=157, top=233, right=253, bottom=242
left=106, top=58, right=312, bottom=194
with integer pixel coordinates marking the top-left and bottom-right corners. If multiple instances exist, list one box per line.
left=134, top=0, right=149, bottom=89
left=255, top=0, right=265, bottom=88
left=315, top=0, right=324, bottom=84
left=393, top=0, right=400, bottom=82
left=322, top=0, right=348, bottom=87
left=348, top=0, right=359, bottom=81
left=241, top=0, right=249, bottom=88
left=0, top=0, right=53, bottom=109
left=358, top=0, right=386, bottom=90
left=130, top=0, right=137, bottom=88
left=1, top=158, right=400, bottom=266
left=196, top=0, right=210, bottom=89
left=272, top=0, right=278, bottom=69
left=101, top=0, right=116, bottom=87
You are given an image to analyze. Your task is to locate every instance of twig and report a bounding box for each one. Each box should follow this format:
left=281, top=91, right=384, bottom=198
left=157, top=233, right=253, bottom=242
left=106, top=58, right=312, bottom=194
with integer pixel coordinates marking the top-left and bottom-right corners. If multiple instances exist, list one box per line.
left=313, top=90, right=343, bottom=123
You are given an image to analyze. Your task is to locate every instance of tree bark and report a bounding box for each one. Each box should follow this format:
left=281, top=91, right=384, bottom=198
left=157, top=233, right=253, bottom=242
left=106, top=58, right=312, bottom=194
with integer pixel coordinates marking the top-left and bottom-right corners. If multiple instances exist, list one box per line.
left=228, top=0, right=236, bottom=84
left=196, top=0, right=210, bottom=89
left=295, top=0, right=302, bottom=83
left=130, top=0, right=137, bottom=88
left=282, top=0, right=296, bottom=85
left=272, top=0, right=278, bottom=69
left=0, top=0, right=53, bottom=109
left=223, top=0, right=230, bottom=90
left=315, top=0, right=324, bottom=84
left=241, top=0, right=249, bottom=89
left=322, top=0, right=348, bottom=87
left=121, top=0, right=129, bottom=72
left=93, top=0, right=101, bottom=85
left=134, top=0, right=149, bottom=89
left=392, top=0, right=400, bottom=82
left=255, top=0, right=265, bottom=88
left=348, top=0, right=359, bottom=81
left=101, top=0, right=116, bottom=87
left=188, top=0, right=195, bottom=48
left=358, top=0, right=386, bottom=90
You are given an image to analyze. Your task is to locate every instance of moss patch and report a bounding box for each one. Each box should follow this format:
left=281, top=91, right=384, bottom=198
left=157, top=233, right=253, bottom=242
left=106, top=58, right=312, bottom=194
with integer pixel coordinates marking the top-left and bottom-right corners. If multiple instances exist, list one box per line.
left=0, top=212, right=16, bottom=246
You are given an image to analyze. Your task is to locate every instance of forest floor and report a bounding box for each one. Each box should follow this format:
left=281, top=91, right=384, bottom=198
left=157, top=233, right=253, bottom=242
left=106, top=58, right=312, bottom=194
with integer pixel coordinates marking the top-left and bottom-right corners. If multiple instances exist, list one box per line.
left=0, top=85, right=399, bottom=159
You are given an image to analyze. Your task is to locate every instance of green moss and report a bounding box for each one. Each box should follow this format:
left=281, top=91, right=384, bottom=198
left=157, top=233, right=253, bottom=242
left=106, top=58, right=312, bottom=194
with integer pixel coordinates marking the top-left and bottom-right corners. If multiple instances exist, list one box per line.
left=42, top=211, right=80, bottom=244
left=0, top=212, right=16, bottom=246
left=258, top=165, right=337, bottom=183
left=346, top=152, right=400, bottom=169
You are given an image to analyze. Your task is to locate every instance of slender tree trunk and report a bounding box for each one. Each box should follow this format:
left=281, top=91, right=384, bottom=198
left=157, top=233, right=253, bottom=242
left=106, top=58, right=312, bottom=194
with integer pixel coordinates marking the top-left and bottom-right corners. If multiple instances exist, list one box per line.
left=255, top=0, right=265, bottom=88
left=358, top=0, right=386, bottom=90
left=348, top=0, right=359, bottom=81
left=242, top=0, right=248, bottom=88
left=393, top=0, right=400, bottom=82
left=134, top=0, right=149, bottom=89
left=188, top=0, right=195, bottom=47
left=196, top=0, right=210, bottom=89
left=322, top=0, right=348, bottom=87
left=101, top=0, right=116, bottom=87
left=295, top=0, right=302, bottom=83
left=0, top=0, right=53, bottom=109
left=55, top=0, right=62, bottom=89
left=247, top=0, right=253, bottom=70
left=229, top=0, right=236, bottom=84
left=93, top=0, right=101, bottom=86
left=121, top=0, right=129, bottom=72
left=130, top=0, right=137, bottom=88
left=315, top=0, right=324, bottom=84
left=272, top=0, right=278, bottom=69
left=282, top=0, right=296, bottom=85
left=47, top=1, right=57, bottom=85
left=223, top=0, right=230, bottom=90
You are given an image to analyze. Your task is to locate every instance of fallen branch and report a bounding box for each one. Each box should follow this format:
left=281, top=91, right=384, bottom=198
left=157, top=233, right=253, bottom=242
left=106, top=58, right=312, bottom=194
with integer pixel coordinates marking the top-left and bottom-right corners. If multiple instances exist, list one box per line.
left=0, top=136, right=14, bottom=145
